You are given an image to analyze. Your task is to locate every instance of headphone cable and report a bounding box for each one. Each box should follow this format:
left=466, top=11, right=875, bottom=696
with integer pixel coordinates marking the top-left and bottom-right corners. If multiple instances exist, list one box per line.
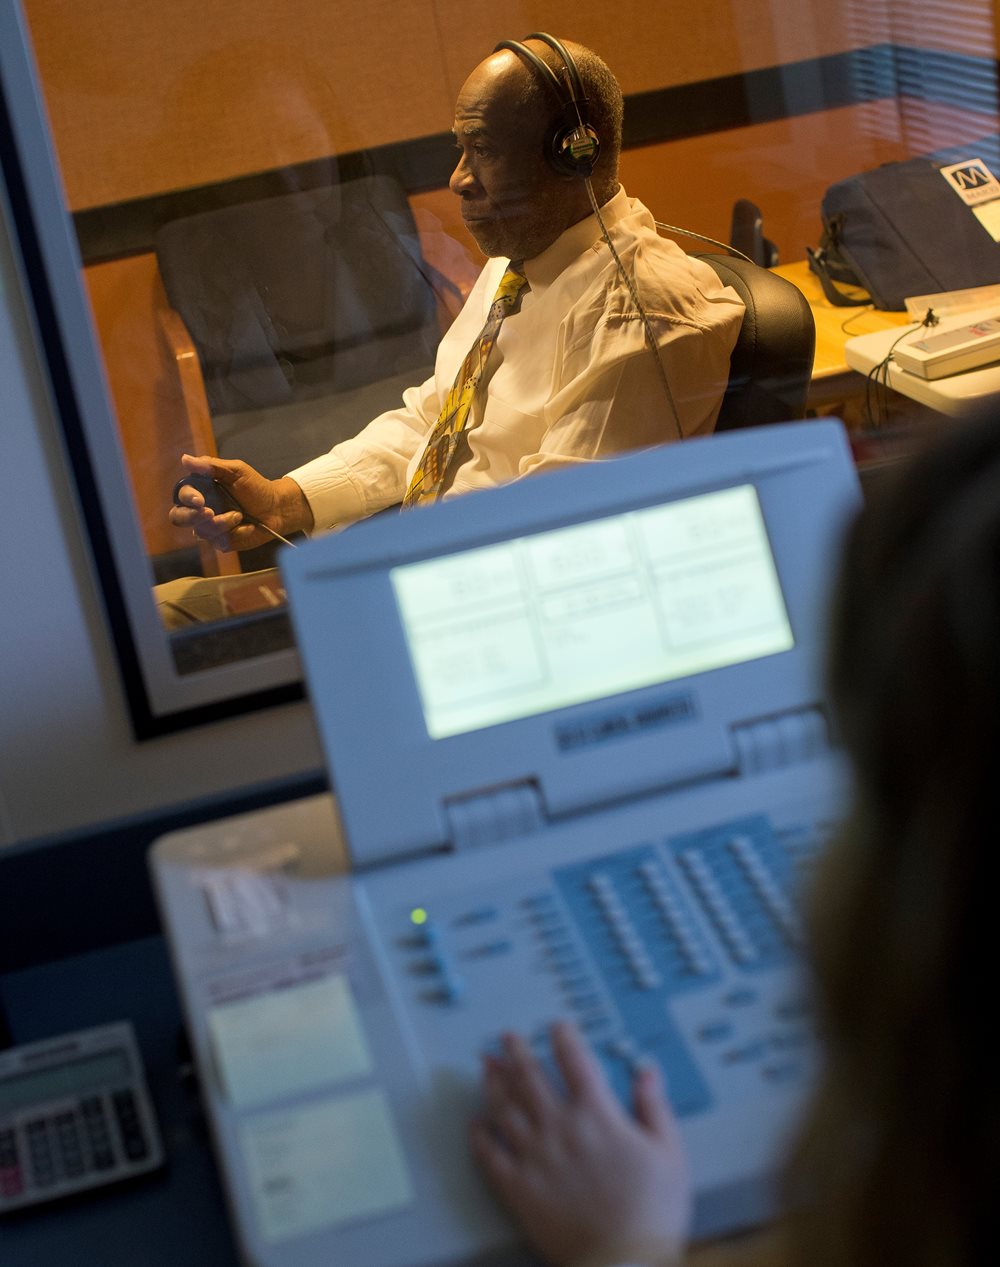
left=654, top=222, right=754, bottom=264
left=587, top=180, right=684, bottom=441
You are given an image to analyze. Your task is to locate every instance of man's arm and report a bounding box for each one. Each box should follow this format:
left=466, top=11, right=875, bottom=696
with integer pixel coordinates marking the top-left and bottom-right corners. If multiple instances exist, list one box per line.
left=168, top=258, right=497, bottom=547
left=284, top=376, right=443, bottom=530
left=517, top=312, right=738, bottom=478
left=289, top=272, right=500, bottom=528
left=170, top=369, right=446, bottom=550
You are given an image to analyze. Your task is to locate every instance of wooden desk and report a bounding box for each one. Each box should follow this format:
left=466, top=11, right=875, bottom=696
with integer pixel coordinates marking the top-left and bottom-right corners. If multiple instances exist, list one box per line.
left=772, top=260, right=912, bottom=409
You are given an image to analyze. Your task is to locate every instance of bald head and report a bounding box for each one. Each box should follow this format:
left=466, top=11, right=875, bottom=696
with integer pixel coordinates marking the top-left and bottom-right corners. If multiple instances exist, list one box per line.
left=449, top=38, right=622, bottom=261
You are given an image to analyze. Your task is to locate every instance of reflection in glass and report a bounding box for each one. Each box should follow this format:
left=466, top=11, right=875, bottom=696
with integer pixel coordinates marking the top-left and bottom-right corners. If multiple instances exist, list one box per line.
left=10, top=0, right=1000, bottom=719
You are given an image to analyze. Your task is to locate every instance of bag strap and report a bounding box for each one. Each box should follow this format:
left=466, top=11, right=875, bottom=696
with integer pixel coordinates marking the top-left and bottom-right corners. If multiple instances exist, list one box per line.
left=806, top=244, right=870, bottom=308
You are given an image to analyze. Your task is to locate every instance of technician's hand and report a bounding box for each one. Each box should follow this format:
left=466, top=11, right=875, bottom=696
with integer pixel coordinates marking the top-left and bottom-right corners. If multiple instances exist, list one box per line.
left=471, top=1020, right=691, bottom=1267
left=168, top=453, right=313, bottom=552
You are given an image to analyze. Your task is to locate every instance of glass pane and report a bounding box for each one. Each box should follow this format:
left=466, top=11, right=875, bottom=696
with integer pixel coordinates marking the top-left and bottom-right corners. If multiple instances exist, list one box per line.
left=4, top=0, right=999, bottom=727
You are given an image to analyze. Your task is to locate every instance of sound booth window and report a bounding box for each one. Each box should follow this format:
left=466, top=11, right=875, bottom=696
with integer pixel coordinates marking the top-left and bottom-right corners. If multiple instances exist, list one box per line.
left=2, top=0, right=999, bottom=732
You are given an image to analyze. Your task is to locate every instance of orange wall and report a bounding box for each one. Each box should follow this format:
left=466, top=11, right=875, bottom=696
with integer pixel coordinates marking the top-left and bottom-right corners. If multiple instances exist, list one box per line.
left=23, top=0, right=999, bottom=215
left=25, top=0, right=884, bottom=212
left=24, top=0, right=451, bottom=209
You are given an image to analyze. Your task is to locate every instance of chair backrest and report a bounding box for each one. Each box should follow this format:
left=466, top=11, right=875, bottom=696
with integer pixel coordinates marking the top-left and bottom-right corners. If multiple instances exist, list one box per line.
left=695, top=253, right=816, bottom=431
left=155, top=175, right=440, bottom=415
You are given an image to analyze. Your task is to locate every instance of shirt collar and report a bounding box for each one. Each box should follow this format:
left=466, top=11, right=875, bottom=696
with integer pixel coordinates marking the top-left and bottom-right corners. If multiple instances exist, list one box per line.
left=521, top=186, right=635, bottom=290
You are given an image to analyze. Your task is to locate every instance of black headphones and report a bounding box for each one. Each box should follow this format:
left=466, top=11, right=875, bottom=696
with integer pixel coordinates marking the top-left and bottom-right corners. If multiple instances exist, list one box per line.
left=493, top=32, right=601, bottom=179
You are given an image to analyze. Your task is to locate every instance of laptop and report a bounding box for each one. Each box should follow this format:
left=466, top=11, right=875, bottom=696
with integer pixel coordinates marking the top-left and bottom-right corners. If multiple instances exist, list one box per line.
left=153, top=418, right=860, bottom=1266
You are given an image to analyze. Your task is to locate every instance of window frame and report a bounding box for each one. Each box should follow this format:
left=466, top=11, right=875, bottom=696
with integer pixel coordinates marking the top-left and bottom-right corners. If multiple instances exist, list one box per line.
left=0, top=0, right=304, bottom=736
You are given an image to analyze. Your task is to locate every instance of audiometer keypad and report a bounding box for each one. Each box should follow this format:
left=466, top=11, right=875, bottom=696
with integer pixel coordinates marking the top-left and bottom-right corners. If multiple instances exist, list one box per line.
left=389, top=813, right=819, bottom=1122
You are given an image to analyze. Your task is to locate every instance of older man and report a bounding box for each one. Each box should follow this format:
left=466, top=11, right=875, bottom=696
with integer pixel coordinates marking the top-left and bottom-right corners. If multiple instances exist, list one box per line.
left=163, top=36, right=742, bottom=622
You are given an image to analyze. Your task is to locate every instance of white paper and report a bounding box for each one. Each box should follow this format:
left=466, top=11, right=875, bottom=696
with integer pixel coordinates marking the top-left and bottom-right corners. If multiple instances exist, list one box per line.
left=208, top=973, right=371, bottom=1107
left=241, top=1089, right=414, bottom=1241
left=199, top=869, right=292, bottom=938
left=974, top=199, right=1000, bottom=243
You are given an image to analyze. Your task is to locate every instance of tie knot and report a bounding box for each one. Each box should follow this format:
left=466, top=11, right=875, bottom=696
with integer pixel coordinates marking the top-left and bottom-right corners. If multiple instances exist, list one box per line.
left=492, top=263, right=529, bottom=310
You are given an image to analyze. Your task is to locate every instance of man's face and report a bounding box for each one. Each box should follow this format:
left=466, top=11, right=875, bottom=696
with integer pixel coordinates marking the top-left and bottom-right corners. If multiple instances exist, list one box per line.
left=450, top=53, right=585, bottom=261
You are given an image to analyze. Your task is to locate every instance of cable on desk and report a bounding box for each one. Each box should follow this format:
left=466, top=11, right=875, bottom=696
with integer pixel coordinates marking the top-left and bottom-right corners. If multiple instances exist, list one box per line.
left=840, top=305, right=875, bottom=334
left=863, top=310, right=938, bottom=428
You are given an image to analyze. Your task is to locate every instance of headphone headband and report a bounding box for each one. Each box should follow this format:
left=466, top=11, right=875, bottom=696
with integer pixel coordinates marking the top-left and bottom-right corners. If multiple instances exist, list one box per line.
left=493, top=32, right=601, bottom=179
left=527, top=33, right=587, bottom=109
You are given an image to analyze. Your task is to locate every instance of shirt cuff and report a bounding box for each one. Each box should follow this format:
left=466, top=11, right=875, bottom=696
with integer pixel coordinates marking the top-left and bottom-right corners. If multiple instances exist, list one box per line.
left=284, top=451, right=368, bottom=533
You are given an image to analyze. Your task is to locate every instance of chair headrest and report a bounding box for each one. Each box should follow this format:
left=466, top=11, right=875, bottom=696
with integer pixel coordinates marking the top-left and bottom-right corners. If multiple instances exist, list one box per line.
left=155, top=175, right=437, bottom=411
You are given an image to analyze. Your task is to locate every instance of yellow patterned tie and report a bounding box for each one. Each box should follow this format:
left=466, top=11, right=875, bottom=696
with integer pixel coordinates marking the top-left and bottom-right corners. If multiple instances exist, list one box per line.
left=402, top=263, right=529, bottom=507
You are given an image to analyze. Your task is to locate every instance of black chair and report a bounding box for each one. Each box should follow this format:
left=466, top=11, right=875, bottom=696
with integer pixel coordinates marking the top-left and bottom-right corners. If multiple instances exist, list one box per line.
left=155, top=175, right=461, bottom=481
left=694, top=253, right=816, bottom=431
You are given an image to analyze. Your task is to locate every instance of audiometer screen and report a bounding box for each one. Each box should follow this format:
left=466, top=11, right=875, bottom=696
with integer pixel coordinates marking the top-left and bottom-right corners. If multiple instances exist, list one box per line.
left=391, top=485, right=794, bottom=740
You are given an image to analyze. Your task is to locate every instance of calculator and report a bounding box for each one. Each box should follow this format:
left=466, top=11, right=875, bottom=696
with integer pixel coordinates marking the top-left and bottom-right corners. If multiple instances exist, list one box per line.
left=0, top=1021, right=164, bottom=1212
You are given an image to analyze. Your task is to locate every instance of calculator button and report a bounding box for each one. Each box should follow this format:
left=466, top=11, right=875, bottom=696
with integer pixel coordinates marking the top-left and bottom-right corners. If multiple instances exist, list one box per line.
left=83, top=1101, right=110, bottom=1130
left=122, top=1131, right=150, bottom=1162
left=26, top=1121, right=54, bottom=1177
left=81, top=1101, right=109, bottom=1134
left=55, top=1114, right=81, bottom=1144
left=85, top=1122, right=110, bottom=1149
left=112, top=1091, right=149, bottom=1162
left=1, top=1171, right=25, bottom=1197
left=112, top=1090, right=138, bottom=1123
left=1, top=1131, right=25, bottom=1198
left=30, top=1156, right=56, bottom=1187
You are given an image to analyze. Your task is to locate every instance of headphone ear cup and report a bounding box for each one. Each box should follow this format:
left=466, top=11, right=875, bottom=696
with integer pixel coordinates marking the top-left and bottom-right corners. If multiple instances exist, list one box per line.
left=551, top=122, right=601, bottom=177
left=497, top=34, right=601, bottom=177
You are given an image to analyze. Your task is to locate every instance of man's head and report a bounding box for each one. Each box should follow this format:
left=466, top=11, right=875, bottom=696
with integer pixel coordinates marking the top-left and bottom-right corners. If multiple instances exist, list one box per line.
left=450, top=37, right=623, bottom=261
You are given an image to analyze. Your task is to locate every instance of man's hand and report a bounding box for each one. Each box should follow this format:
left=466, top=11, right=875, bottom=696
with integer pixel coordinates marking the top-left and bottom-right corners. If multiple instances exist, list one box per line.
left=168, top=454, right=313, bottom=552
left=471, top=1021, right=691, bottom=1267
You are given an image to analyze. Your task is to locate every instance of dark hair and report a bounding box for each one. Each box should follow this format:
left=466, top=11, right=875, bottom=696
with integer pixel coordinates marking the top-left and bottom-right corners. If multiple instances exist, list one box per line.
left=514, top=38, right=623, bottom=200
left=786, top=411, right=1000, bottom=1267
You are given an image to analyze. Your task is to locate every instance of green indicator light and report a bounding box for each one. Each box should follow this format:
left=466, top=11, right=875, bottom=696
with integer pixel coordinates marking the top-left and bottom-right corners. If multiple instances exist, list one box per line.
left=410, top=907, right=428, bottom=926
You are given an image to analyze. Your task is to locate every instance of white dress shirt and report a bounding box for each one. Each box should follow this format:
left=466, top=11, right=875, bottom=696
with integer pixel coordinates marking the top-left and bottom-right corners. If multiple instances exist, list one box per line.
left=287, top=187, right=744, bottom=531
